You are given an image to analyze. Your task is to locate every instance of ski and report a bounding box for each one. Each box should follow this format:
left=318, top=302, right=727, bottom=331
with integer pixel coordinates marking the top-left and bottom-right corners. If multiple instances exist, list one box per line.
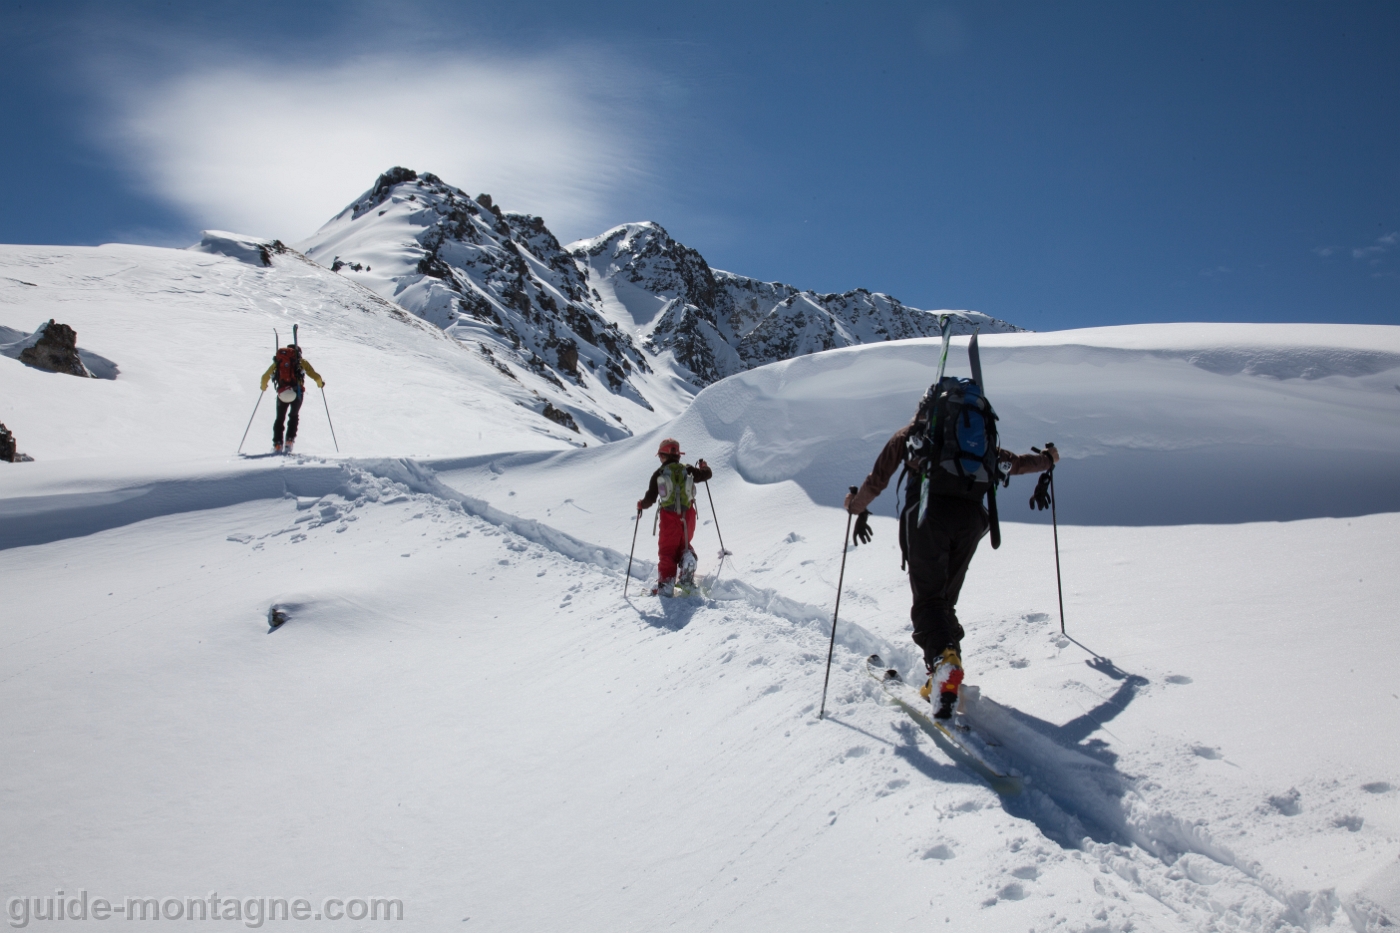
left=935, top=313, right=953, bottom=382
left=967, top=329, right=1002, bottom=548
left=865, top=654, right=1023, bottom=796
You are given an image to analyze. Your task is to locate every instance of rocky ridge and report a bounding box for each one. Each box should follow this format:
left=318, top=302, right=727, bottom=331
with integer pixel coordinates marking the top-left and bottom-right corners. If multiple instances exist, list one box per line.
left=299, top=168, right=1022, bottom=440
left=571, top=222, right=1020, bottom=385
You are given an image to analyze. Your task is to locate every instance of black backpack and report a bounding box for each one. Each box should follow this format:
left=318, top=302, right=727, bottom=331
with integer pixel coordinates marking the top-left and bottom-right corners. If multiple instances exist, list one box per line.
left=906, top=376, right=1001, bottom=499
left=902, top=373, right=1006, bottom=550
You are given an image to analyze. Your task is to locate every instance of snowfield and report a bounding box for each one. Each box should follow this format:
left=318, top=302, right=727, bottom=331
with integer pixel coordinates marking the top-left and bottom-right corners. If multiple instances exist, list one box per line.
left=2, top=241, right=1399, bottom=932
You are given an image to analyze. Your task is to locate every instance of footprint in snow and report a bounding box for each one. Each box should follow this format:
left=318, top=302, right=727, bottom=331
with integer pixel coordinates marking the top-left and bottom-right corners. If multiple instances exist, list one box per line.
left=1266, top=788, right=1303, bottom=816
left=983, top=882, right=1027, bottom=906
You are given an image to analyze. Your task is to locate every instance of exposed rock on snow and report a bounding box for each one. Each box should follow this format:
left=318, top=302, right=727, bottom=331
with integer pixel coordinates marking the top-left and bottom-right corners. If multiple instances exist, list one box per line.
left=17, top=319, right=91, bottom=377
left=540, top=401, right=580, bottom=433
left=0, top=421, right=31, bottom=462
left=190, top=230, right=289, bottom=267
left=1, top=320, right=118, bottom=380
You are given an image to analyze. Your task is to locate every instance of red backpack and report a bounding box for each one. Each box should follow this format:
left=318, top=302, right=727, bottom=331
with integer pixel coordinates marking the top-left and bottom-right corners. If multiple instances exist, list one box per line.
left=274, top=346, right=302, bottom=390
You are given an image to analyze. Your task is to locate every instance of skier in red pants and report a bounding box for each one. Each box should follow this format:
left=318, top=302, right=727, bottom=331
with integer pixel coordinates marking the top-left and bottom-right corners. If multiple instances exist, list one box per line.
left=636, top=438, right=712, bottom=596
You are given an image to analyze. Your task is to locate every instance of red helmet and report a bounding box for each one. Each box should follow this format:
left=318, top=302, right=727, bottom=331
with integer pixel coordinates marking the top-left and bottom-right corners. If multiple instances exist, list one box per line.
left=657, top=438, right=682, bottom=457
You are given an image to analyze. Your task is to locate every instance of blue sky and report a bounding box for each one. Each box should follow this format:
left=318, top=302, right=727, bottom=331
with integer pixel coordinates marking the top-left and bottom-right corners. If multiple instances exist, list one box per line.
left=1, top=0, right=1397, bottom=331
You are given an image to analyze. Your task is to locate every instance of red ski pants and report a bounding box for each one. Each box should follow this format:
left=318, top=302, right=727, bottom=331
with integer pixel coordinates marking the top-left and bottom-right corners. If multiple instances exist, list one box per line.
left=657, top=506, right=697, bottom=582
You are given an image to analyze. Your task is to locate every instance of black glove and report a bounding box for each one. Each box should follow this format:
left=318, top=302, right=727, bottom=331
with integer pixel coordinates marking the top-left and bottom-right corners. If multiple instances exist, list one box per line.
left=852, top=510, right=873, bottom=545
left=1029, top=471, right=1053, bottom=511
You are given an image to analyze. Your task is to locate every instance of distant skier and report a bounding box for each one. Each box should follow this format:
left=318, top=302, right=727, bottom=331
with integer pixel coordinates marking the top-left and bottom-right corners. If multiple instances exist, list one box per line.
left=259, top=344, right=324, bottom=454
left=636, top=439, right=712, bottom=597
left=844, top=379, right=1057, bottom=719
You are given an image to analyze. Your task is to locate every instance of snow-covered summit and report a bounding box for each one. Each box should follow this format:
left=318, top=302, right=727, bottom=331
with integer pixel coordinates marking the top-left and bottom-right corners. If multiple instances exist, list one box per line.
left=299, top=168, right=1023, bottom=428
left=298, top=168, right=664, bottom=443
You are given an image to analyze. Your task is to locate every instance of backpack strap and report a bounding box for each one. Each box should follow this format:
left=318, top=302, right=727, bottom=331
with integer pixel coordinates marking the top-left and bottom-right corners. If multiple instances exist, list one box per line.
left=987, top=484, right=1001, bottom=550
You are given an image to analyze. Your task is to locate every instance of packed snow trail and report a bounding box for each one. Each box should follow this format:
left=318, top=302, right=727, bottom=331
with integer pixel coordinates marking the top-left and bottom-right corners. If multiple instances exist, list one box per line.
left=4, top=455, right=1394, bottom=930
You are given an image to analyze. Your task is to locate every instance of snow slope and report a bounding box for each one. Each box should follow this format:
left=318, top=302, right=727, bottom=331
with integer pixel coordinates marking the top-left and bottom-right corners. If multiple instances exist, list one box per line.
left=439, top=323, right=1400, bottom=527
left=0, top=238, right=593, bottom=462
left=3, top=244, right=1399, bottom=933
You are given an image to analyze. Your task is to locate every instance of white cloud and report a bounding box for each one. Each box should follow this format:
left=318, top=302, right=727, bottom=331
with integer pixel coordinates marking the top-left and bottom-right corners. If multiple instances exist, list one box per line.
left=1352, top=231, right=1397, bottom=261
left=97, top=54, right=657, bottom=242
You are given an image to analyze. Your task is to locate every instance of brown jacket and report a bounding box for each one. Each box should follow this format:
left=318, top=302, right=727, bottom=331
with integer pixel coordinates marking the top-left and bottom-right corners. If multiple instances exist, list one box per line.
left=846, top=420, right=1054, bottom=514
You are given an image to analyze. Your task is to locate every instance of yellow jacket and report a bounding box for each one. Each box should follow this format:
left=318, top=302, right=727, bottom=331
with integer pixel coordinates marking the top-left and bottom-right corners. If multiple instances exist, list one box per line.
left=261, top=358, right=324, bottom=392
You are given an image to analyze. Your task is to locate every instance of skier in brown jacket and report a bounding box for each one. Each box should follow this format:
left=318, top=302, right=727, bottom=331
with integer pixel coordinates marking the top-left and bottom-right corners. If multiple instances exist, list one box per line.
left=845, top=386, right=1058, bottom=718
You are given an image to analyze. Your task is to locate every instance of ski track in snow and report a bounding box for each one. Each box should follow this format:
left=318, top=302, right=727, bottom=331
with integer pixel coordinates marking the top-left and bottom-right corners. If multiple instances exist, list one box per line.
left=3, top=456, right=1386, bottom=932
left=5, top=240, right=1398, bottom=929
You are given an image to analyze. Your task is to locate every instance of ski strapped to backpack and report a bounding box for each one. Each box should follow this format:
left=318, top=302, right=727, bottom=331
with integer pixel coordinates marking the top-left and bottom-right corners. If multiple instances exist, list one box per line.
left=271, top=324, right=305, bottom=392
left=903, top=331, right=1007, bottom=548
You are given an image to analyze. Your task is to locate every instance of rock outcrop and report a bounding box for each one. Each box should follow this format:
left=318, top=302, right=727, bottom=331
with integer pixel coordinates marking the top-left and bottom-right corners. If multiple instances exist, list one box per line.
left=18, top=320, right=92, bottom=377
left=0, top=422, right=33, bottom=462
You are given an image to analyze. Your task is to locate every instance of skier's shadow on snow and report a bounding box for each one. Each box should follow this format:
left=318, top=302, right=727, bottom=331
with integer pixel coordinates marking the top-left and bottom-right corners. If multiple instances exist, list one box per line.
left=624, top=595, right=699, bottom=632
left=823, top=716, right=980, bottom=790
left=1000, top=636, right=1149, bottom=769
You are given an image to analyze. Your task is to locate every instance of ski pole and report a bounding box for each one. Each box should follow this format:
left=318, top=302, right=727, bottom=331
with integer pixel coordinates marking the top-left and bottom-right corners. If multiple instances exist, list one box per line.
left=1046, top=444, right=1065, bottom=634
left=237, top=390, right=265, bottom=454
left=819, top=486, right=859, bottom=720
left=703, top=478, right=732, bottom=572
left=703, top=479, right=727, bottom=555
left=320, top=385, right=339, bottom=452
left=623, top=509, right=642, bottom=597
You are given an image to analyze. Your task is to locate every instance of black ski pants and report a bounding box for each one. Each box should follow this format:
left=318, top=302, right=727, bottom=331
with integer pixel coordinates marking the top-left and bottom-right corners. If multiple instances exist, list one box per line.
left=901, top=495, right=988, bottom=665
left=273, top=390, right=304, bottom=446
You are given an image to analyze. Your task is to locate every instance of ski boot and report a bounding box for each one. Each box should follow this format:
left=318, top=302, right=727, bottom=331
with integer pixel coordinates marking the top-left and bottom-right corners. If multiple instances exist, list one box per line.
left=920, top=647, right=964, bottom=720
left=650, top=578, right=675, bottom=598
left=272, top=441, right=283, bottom=454
left=283, top=439, right=295, bottom=455
left=677, top=548, right=698, bottom=588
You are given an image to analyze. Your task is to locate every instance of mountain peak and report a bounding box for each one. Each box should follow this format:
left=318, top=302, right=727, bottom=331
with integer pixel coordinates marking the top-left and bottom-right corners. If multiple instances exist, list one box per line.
left=300, top=168, right=1024, bottom=440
